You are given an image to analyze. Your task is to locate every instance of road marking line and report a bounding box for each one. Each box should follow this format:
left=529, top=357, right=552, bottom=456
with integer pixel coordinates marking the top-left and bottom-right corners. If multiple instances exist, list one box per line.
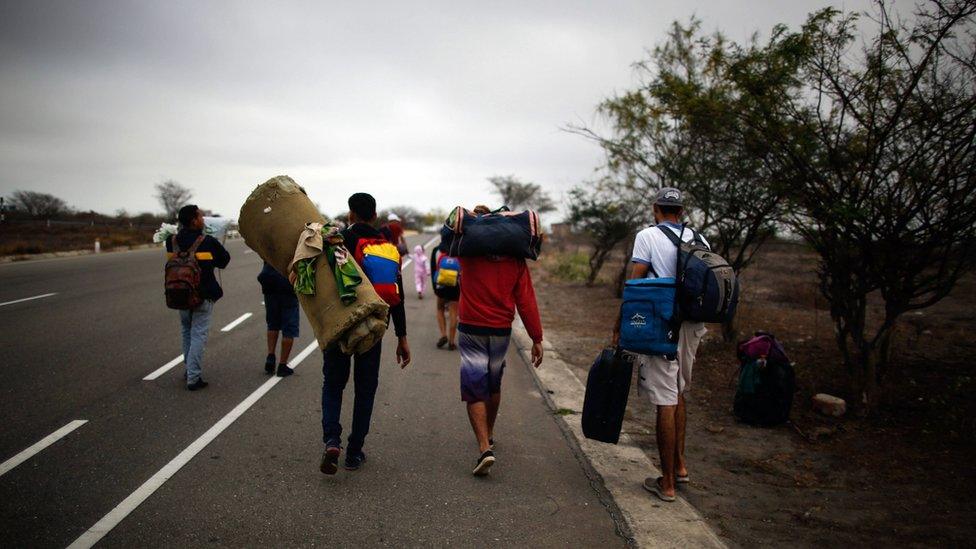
left=69, top=341, right=318, bottom=549
left=0, top=292, right=57, bottom=308
left=423, top=235, right=439, bottom=249
left=0, top=420, right=87, bottom=477
left=220, top=312, right=253, bottom=332
left=142, top=355, right=183, bottom=381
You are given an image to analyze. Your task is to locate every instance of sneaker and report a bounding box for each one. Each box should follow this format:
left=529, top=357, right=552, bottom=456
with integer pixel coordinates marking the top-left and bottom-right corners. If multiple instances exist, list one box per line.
left=436, top=336, right=448, bottom=349
left=320, top=446, right=341, bottom=475
left=264, top=354, right=276, bottom=375
left=276, top=364, right=294, bottom=377
left=472, top=450, right=495, bottom=476
left=187, top=378, right=209, bottom=391
left=344, top=451, right=367, bottom=470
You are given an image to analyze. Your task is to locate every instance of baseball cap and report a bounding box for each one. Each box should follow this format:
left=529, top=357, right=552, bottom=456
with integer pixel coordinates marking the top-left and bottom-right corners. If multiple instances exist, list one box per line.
left=387, top=213, right=400, bottom=221
left=653, top=187, right=683, bottom=207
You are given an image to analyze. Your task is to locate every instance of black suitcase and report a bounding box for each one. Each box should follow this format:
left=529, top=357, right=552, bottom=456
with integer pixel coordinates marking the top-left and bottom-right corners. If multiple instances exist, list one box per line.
left=582, top=347, right=633, bottom=444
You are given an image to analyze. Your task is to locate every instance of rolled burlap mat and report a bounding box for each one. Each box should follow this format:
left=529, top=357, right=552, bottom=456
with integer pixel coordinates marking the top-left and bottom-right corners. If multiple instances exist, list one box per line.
left=238, top=175, right=389, bottom=354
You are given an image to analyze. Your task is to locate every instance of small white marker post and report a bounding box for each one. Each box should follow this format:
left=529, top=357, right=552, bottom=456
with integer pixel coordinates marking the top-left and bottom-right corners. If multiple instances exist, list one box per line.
left=94, top=239, right=101, bottom=254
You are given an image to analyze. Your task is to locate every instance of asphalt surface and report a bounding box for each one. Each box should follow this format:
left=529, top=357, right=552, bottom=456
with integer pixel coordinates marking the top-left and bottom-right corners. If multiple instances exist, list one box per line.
left=0, top=234, right=626, bottom=548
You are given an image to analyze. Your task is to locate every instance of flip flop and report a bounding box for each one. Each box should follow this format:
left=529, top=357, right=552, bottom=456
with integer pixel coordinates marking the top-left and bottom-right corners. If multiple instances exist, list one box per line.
left=643, top=477, right=676, bottom=502
left=677, top=474, right=690, bottom=484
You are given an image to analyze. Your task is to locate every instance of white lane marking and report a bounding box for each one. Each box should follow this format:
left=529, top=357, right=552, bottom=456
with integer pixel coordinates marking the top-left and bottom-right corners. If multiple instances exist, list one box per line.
left=220, top=312, right=253, bottom=332
left=68, top=341, right=319, bottom=549
left=142, top=355, right=183, bottom=381
left=0, top=420, right=87, bottom=477
left=400, top=235, right=440, bottom=272
left=0, top=292, right=57, bottom=308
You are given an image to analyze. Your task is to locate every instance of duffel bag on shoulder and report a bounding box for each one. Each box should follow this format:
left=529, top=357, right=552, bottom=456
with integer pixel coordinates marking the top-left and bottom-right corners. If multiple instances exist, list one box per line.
left=439, top=206, right=543, bottom=260
left=618, top=277, right=678, bottom=356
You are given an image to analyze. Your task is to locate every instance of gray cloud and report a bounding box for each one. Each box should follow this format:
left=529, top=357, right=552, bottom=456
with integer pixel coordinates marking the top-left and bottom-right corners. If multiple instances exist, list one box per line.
left=0, top=0, right=915, bottom=218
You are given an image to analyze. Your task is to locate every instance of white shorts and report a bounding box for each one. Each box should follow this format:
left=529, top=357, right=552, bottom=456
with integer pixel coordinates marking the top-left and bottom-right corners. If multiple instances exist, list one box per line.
left=636, top=322, right=707, bottom=406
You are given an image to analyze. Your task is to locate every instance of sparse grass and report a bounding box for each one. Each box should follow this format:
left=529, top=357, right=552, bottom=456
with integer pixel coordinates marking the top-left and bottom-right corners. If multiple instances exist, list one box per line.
left=546, top=252, right=592, bottom=283
left=554, top=408, right=577, bottom=416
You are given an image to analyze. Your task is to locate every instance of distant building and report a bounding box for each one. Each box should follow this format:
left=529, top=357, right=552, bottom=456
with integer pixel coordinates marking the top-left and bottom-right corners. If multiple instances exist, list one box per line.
left=549, top=222, right=573, bottom=240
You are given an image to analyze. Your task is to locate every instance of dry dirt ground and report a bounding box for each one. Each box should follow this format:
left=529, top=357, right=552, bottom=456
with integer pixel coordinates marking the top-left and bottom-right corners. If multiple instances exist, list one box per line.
left=532, top=241, right=976, bottom=547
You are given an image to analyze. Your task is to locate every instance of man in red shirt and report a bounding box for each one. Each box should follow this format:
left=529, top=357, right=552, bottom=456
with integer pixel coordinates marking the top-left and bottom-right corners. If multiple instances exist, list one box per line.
left=457, top=238, right=544, bottom=476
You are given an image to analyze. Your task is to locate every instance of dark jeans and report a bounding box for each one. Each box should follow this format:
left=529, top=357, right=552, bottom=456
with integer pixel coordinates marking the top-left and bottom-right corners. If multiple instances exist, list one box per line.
left=321, top=341, right=382, bottom=453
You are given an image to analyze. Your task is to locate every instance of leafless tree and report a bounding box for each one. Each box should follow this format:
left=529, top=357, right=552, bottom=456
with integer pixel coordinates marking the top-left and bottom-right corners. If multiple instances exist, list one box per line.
left=378, top=205, right=423, bottom=229
left=488, top=175, right=556, bottom=213
left=155, top=180, right=193, bottom=221
left=12, top=190, right=68, bottom=217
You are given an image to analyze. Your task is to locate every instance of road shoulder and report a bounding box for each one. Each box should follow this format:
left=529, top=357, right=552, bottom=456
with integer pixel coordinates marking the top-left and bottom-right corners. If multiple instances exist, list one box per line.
left=511, top=319, right=727, bottom=549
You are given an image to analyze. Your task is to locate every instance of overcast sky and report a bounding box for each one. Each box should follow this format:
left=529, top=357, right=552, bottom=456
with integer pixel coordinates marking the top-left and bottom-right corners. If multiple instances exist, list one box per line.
left=0, top=0, right=915, bottom=219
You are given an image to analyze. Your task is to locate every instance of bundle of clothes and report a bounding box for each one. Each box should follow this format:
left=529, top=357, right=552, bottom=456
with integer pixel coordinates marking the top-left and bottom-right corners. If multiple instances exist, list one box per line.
left=153, top=216, right=234, bottom=243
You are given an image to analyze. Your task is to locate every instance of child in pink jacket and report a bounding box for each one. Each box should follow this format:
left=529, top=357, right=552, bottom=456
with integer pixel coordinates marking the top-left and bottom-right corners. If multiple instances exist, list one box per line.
left=411, top=244, right=430, bottom=299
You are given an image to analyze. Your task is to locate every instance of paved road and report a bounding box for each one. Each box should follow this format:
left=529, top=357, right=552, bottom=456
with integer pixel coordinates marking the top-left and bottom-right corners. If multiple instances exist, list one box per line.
left=0, top=235, right=626, bottom=547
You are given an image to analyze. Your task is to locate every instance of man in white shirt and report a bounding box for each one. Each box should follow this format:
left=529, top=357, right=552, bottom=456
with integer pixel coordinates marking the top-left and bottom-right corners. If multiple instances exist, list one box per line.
left=614, top=187, right=708, bottom=503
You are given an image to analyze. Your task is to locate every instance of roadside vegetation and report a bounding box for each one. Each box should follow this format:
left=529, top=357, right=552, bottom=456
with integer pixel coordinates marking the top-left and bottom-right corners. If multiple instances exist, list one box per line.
left=565, top=0, right=976, bottom=412
left=0, top=184, right=185, bottom=257
left=534, top=237, right=975, bottom=546
left=539, top=1, right=976, bottom=542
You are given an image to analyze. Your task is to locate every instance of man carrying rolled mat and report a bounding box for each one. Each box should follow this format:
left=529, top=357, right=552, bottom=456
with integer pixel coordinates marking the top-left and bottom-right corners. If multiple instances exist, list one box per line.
left=317, top=192, right=412, bottom=474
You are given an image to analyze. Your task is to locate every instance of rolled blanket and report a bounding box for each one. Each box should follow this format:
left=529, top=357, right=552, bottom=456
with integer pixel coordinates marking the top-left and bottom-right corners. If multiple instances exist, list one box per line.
left=238, top=176, right=389, bottom=354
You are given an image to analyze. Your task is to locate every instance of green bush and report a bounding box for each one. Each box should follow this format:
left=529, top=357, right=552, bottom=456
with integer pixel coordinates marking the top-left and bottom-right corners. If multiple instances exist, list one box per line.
left=550, top=252, right=591, bottom=283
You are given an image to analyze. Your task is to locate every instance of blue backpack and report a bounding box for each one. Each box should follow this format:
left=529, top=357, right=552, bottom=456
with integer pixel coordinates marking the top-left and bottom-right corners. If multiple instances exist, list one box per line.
left=435, top=254, right=460, bottom=288
left=658, top=225, right=739, bottom=324
left=618, top=277, right=678, bottom=356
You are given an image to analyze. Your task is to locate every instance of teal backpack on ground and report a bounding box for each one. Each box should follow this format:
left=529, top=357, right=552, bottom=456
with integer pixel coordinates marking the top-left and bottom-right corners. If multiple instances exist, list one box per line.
left=618, top=277, right=678, bottom=356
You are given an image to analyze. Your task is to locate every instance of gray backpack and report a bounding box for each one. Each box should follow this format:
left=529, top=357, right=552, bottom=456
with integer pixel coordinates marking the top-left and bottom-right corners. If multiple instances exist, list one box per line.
left=658, top=225, right=739, bottom=323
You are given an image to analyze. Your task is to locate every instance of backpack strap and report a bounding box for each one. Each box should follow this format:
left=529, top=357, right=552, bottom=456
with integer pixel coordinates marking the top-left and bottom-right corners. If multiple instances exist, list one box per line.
left=666, top=223, right=686, bottom=325
left=656, top=224, right=684, bottom=248
left=187, top=235, right=206, bottom=257
left=171, top=235, right=181, bottom=254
